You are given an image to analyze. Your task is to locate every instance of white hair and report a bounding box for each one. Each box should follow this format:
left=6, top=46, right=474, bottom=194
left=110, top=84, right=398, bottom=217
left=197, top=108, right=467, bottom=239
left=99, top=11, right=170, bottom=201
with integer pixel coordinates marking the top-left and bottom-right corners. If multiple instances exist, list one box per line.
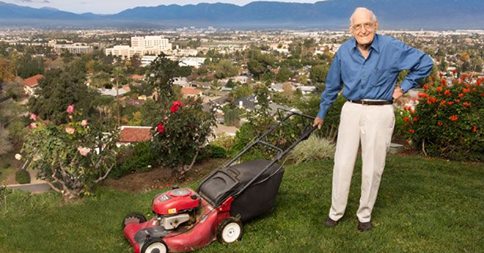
left=349, top=7, right=378, bottom=25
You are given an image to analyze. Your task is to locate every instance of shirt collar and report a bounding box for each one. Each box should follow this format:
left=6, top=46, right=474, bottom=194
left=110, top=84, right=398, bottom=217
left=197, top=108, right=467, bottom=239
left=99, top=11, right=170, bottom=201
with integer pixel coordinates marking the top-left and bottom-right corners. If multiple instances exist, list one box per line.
left=351, top=34, right=380, bottom=53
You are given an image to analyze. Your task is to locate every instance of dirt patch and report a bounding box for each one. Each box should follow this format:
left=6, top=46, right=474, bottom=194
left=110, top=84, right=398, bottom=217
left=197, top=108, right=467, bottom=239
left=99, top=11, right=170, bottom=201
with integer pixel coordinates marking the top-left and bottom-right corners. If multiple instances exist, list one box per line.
left=102, top=158, right=228, bottom=192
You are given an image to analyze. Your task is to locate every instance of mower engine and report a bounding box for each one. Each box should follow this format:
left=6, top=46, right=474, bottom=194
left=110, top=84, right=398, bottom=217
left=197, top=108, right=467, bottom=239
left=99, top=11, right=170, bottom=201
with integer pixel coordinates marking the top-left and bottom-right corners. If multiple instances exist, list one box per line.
left=152, top=188, right=201, bottom=230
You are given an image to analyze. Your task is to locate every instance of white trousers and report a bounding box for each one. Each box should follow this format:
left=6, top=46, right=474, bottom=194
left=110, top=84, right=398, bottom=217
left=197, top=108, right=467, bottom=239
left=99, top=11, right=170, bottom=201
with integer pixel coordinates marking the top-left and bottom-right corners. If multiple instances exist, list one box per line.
left=328, top=102, right=395, bottom=223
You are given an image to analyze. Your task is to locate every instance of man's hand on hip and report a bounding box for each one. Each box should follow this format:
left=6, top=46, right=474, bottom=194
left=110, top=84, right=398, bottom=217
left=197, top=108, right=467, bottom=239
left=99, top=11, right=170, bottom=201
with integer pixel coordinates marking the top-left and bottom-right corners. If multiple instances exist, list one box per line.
left=393, top=86, right=403, bottom=100
left=313, top=117, right=324, bottom=129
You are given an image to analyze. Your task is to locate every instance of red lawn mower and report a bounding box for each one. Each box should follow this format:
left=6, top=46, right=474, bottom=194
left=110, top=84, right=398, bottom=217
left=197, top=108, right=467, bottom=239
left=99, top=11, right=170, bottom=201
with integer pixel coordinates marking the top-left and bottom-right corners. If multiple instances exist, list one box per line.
left=122, top=110, right=315, bottom=253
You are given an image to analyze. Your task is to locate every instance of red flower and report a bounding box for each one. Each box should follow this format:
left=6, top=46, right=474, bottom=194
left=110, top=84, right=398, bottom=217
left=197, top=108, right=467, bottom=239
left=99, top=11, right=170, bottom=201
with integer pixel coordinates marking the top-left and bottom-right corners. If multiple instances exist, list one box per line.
left=170, top=101, right=183, bottom=113
left=444, top=90, right=451, bottom=96
left=440, top=79, right=446, bottom=86
left=403, top=116, right=410, bottom=123
left=437, top=121, right=443, bottom=126
left=447, top=101, right=454, bottom=106
left=477, top=78, right=482, bottom=86
left=452, top=69, right=457, bottom=74
left=463, top=102, right=471, bottom=108
left=413, top=116, right=419, bottom=122
left=462, top=88, right=470, bottom=93
left=156, top=123, right=165, bottom=134
left=423, top=84, right=429, bottom=90
left=427, top=96, right=437, bottom=104
left=449, top=115, right=458, bottom=122
left=454, top=99, right=460, bottom=103
left=408, top=129, right=415, bottom=134
left=458, top=93, right=464, bottom=98
left=472, top=125, right=478, bottom=133
left=439, top=100, right=446, bottom=107
left=436, top=86, right=443, bottom=92
left=418, top=92, right=428, bottom=98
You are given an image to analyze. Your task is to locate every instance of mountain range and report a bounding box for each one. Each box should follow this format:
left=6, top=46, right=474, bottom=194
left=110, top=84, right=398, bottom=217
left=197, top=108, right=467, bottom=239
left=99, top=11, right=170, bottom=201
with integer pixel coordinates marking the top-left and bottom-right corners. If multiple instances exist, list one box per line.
left=0, top=0, right=483, bottom=29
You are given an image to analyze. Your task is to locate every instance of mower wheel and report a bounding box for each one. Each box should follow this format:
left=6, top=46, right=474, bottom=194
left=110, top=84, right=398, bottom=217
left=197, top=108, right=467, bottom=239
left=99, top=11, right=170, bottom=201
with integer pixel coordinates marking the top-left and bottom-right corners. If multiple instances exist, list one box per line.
left=122, top=212, right=147, bottom=228
left=141, top=238, right=168, bottom=253
left=217, top=218, right=243, bottom=244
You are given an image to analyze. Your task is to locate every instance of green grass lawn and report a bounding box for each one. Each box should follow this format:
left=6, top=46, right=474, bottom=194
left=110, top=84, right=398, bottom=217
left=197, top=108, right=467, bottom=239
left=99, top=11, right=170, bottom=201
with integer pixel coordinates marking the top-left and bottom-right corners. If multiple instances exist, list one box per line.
left=0, top=154, right=482, bottom=253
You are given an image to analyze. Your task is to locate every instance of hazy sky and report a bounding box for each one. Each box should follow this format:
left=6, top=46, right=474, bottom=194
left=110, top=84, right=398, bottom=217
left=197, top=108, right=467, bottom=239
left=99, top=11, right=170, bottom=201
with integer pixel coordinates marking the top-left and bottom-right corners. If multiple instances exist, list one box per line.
left=4, top=0, right=321, bottom=14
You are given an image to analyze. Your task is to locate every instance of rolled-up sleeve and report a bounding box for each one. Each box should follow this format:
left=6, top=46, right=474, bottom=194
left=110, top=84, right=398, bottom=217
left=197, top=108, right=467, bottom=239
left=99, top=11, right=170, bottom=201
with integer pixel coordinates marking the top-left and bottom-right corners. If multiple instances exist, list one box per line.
left=317, top=53, right=343, bottom=119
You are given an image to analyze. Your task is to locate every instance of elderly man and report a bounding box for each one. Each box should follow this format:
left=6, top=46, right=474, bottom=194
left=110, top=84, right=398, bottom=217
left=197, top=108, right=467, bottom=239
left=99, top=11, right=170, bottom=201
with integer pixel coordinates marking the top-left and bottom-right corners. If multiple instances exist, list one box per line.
left=313, top=7, right=433, bottom=231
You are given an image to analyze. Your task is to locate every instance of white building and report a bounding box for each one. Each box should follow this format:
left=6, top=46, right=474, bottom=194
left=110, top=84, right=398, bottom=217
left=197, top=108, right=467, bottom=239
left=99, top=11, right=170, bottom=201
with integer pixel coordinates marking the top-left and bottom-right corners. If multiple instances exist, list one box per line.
left=179, top=57, right=206, bottom=68
left=141, top=55, right=158, bottom=67
left=105, top=35, right=172, bottom=59
left=49, top=40, right=93, bottom=54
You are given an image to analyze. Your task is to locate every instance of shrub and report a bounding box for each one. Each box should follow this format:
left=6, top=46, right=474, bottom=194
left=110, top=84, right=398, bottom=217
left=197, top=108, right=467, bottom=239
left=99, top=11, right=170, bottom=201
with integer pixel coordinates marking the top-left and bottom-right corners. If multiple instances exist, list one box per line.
left=207, top=144, right=228, bottom=159
left=193, top=144, right=227, bottom=162
left=111, top=142, right=155, bottom=179
left=21, top=105, right=119, bottom=199
left=404, top=74, right=483, bottom=161
left=288, top=135, right=335, bottom=165
left=15, top=169, right=31, bottom=184
left=152, top=98, right=216, bottom=171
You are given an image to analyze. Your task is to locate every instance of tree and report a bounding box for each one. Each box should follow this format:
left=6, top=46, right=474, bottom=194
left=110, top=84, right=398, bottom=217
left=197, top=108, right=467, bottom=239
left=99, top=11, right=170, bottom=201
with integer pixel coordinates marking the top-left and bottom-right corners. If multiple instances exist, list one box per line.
left=21, top=110, right=119, bottom=199
left=146, top=53, right=179, bottom=103
left=28, top=65, right=99, bottom=124
left=232, top=84, right=253, bottom=100
left=0, top=58, right=15, bottom=83
left=276, top=66, right=292, bottom=82
left=17, top=54, right=44, bottom=78
left=309, top=64, right=329, bottom=84
left=247, top=49, right=276, bottom=80
left=127, top=54, right=142, bottom=74
left=223, top=107, right=240, bottom=127
left=214, top=59, right=238, bottom=79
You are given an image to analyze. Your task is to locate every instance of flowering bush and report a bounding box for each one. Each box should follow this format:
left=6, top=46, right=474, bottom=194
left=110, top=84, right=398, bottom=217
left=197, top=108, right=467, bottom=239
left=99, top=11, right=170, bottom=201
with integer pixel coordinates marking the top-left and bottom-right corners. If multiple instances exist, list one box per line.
left=403, top=74, right=483, bottom=161
left=151, top=98, right=216, bottom=173
left=20, top=105, right=119, bottom=199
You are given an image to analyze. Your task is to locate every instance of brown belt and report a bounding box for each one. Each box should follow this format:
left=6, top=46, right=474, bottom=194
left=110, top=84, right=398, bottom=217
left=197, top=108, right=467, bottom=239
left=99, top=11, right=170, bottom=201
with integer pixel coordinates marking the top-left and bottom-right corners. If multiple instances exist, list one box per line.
left=347, top=100, right=393, bottom=105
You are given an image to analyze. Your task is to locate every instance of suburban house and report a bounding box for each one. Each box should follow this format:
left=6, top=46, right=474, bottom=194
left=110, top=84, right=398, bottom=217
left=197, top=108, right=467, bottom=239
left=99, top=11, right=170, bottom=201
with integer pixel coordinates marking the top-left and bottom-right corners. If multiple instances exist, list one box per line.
left=181, top=87, right=203, bottom=98
left=23, top=74, right=44, bottom=96
left=117, top=126, right=152, bottom=147
left=98, top=85, right=131, bottom=97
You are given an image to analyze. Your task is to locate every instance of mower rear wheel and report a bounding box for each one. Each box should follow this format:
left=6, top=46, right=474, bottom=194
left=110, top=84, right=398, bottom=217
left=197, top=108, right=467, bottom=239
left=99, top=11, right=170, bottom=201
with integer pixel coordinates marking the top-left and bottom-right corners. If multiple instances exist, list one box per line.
left=217, top=218, right=243, bottom=244
left=122, top=212, right=147, bottom=228
left=141, top=239, right=168, bottom=253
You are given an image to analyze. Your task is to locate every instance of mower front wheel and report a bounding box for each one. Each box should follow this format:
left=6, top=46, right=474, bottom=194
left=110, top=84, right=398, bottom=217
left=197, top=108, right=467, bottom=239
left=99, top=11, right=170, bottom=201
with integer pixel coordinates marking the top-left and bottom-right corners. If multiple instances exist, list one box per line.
left=217, top=218, right=243, bottom=244
left=122, top=212, right=147, bottom=228
left=141, top=238, right=168, bottom=253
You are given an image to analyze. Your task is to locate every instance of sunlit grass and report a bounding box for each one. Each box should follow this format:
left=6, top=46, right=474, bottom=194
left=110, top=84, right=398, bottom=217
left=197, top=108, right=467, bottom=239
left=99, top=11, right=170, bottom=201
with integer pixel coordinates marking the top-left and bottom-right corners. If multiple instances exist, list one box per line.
left=0, top=155, right=482, bottom=253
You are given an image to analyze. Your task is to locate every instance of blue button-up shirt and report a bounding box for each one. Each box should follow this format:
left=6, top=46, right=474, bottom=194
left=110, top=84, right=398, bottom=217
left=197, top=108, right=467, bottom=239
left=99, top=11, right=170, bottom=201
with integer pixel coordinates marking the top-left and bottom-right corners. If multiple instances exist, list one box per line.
left=317, top=34, right=433, bottom=119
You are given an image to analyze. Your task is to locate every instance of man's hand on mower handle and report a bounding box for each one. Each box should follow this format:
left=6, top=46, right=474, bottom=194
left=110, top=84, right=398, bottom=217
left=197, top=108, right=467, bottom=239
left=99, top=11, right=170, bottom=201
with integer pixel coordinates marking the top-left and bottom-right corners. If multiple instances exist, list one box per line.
left=313, top=117, right=324, bottom=130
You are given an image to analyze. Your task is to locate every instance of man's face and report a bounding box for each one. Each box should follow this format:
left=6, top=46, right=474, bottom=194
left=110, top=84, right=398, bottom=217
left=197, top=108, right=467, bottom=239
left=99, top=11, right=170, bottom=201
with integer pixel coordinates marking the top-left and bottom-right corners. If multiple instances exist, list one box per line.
left=350, top=11, right=378, bottom=46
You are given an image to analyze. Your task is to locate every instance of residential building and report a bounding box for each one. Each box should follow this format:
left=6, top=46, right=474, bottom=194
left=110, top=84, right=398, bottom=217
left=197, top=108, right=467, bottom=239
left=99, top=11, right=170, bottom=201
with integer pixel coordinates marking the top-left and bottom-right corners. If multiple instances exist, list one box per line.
left=181, top=87, right=203, bottom=98
left=23, top=74, right=43, bottom=96
left=117, top=126, right=152, bottom=147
